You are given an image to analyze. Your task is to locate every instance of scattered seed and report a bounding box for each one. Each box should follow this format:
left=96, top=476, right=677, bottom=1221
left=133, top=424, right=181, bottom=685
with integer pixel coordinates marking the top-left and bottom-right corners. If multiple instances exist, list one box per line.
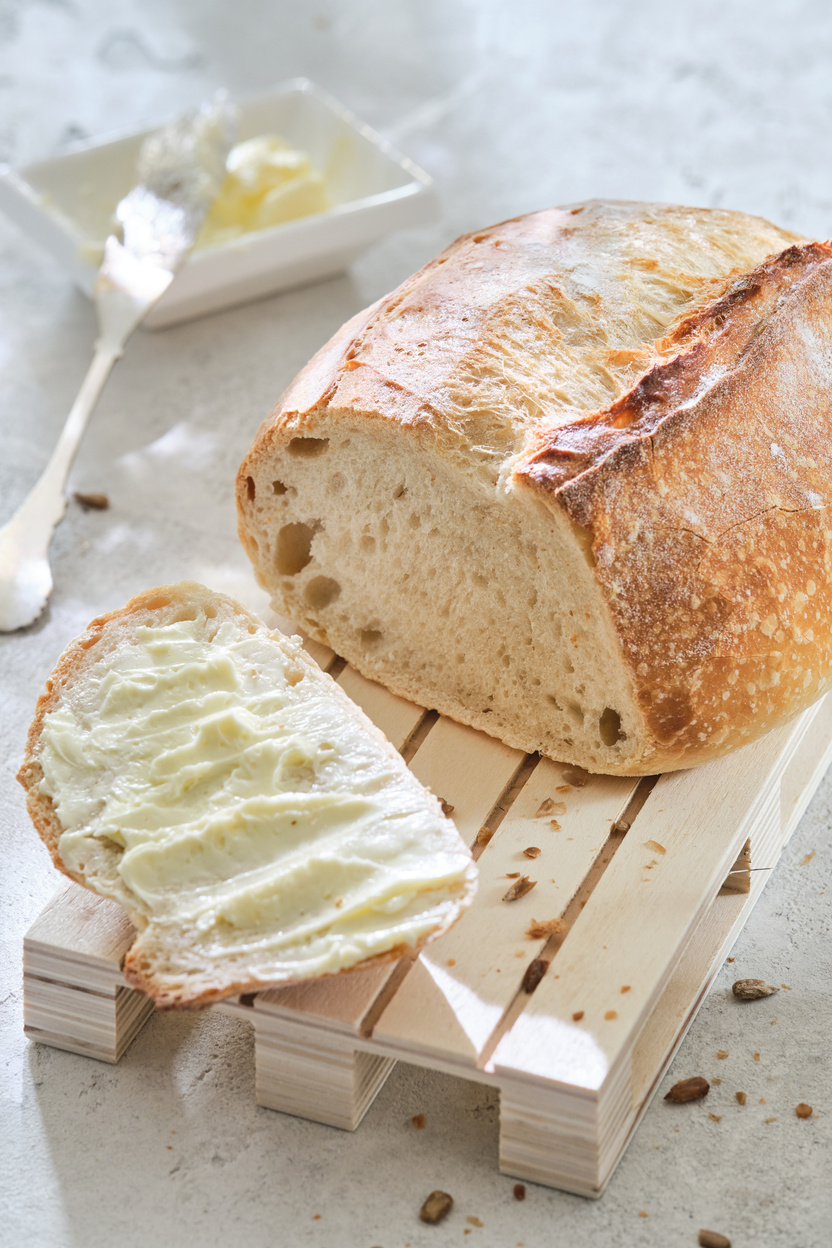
left=638, top=1210, right=648, bottom=1218
left=735, top=1091, right=747, bottom=1106
left=466, top=1216, right=484, bottom=1228
left=764, top=1117, right=777, bottom=1124
left=447, top=958, right=456, bottom=966
left=604, top=1009, right=618, bottom=1020
left=440, top=799, right=455, bottom=816
left=526, top=918, right=565, bottom=940
left=801, top=850, right=815, bottom=864
left=698, top=1231, right=731, bottom=1248
left=716, top=1050, right=729, bottom=1059
left=712, top=1078, right=722, bottom=1086
left=572, top=1010, right=584, bottom=1022
left=513, top=1184, right=526, bottom=1201
left=549, top=819, right=562, bottom=831
left=73, top=490, right=110, bottom=510
left=612, top=819, right=631, bottom=834
left=795, top=1103, right=813, bottom=1119
left=505, top=872, right=521, bottom=879
left=475, top=826, right=494, bottom=848
left=644, top=839, right=666, bottom=854
left=753, top=1052, right=761, bottom=1062
left=522, top=959, right=549, bottom=993
left=555, top=784, right=571, bottom=794
left=726, top=957, right=735, bottom=963
left=708, top=1112, right=722, bottom=1122
left=732, top=979, right=779, bottom=1000
left=620, top=985, right=631, bottom=994
left=781, top=984, right=791, bottom=990
left=503, top=876, right=536, bottom=902
left=419, top=1191, right=453, bottom=1224
left=665, top=1076, right=710, bottom=1103
left=535, top=798, right=556, bottom=817
left=523, top=846, right=541, bottom=858
left=412, top=1113, right=426, bottom=1129
left=759, top=1098, right=766, bottom=1105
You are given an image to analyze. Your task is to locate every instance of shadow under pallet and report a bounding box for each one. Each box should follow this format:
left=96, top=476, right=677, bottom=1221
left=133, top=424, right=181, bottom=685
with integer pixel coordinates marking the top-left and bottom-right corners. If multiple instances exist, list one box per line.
left=23, top=640, right=832, bottom=1197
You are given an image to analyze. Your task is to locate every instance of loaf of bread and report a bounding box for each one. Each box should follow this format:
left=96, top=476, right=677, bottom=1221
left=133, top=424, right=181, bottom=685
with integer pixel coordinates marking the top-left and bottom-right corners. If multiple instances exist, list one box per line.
left=18, top=583, right=477, bottom=1008
left=237, top=200, right=832, bottom=775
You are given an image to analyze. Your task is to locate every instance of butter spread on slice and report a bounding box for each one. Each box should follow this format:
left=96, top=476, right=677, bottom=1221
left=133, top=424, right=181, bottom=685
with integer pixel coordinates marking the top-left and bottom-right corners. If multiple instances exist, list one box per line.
left=37, top=618, right=475, bottom=979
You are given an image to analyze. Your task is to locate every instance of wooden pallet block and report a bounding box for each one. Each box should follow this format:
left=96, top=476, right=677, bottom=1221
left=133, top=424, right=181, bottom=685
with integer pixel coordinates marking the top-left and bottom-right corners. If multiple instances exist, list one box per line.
left=22, top=642, right=832, bottom=1197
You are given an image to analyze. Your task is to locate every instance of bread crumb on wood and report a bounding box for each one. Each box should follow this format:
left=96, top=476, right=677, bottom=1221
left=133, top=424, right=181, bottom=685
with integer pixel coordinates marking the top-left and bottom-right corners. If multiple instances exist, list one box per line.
left=503, top=876, right=536, bottom=901
left=572, top=1010, right=584, bottom=1022
left=735, top=1091, right=747, bottom=1105
left=523, top=846, right=541, bottom=858
left=795, top=1102, right=813, bottom=1118
left=412, top=1113, right=426, bottom=1128
left=525, top=918, right=565, bottom=940
left=716, top=1049, right=729, bottom=1059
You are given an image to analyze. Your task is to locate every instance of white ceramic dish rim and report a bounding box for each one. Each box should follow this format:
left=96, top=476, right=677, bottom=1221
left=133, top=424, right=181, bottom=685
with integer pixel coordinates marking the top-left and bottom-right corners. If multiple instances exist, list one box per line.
left=0, top=77, right=436, bottom=279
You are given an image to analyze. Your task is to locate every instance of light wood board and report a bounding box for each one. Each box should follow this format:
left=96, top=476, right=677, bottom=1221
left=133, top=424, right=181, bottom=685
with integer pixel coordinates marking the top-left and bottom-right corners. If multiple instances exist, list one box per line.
left=23, top=647, right=832, bottom=1197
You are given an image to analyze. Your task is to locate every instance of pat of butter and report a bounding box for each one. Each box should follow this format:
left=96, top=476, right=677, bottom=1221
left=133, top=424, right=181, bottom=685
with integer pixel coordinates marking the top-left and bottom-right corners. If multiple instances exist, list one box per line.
left=37, top=619, right=474, bottom=980
left=196, top=134, right=329, bottom=248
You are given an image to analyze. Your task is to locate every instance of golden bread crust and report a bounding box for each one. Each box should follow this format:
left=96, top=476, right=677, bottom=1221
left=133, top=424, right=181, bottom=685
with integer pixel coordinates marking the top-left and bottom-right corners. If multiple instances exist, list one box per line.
left=237, top=201, right=831, bottom=773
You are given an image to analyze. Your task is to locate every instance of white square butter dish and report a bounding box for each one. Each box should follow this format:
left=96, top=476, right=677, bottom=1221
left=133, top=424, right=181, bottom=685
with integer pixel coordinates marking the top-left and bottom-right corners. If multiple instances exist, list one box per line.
left=0, top=79, right=438, bottom=327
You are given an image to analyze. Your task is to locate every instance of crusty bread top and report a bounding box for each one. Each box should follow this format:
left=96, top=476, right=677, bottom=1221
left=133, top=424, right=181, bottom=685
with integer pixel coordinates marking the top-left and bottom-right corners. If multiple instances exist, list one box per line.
left=264, top=201, right=801, bottom=471
left=239, top=201, right=832, bottom=772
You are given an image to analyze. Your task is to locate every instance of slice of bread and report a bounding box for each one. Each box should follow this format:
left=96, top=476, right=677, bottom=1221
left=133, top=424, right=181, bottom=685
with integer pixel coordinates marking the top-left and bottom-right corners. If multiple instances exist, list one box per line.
left=18, top=582, right=477, bottom=1008
left=237, top=200, right=832, bottom=775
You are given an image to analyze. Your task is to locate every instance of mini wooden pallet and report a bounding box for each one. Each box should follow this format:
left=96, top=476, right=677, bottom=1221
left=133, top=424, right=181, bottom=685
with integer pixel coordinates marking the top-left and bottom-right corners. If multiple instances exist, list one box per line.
left=23, top=639, right=832, bottom=1198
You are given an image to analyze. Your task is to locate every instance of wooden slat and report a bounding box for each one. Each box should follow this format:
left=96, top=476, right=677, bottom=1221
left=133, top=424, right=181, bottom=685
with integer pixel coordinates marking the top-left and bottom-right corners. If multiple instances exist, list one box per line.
left=252, top=962, right=407, bottom=1036
left=336, top=666, right=426, bottom=751
left=371, top=757, right=637, bottom=1068
left=489, top=710, right=812, bottom=1090
left=24, top=882, right=133, bottom=992
left=408, top=716, right=524, bottom=846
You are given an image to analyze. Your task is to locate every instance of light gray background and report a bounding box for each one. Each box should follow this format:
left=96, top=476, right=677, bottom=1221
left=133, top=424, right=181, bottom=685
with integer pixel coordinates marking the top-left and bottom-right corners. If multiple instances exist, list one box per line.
left=1, top=3, right=830, bottom=1245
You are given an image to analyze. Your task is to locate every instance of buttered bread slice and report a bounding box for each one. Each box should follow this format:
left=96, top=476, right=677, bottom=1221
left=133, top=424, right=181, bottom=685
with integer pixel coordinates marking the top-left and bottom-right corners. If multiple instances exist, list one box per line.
left=18, top=583, right=476, bottom=1008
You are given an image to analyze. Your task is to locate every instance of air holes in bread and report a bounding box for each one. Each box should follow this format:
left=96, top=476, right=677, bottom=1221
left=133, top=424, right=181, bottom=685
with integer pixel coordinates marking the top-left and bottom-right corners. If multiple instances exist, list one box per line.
left=276, top=523, right=317, bottom=576
left=599, top=708, right=625, bottom=746
left=245, top=476, right=256, bottom=500
left=393, top=484, right=407, bottom=499
left=329, top=473, right=345, bottom=493
left=360, top=628, right=383, bottom=647
left=304, top=576, right=341, bottom=610
left=409, top=513, right=421, bottom=529
left=361, top=535, right=376, bottom=553
left=272, top=480, right=288, bottom=495
left=288, top=436, right=329, bottom=457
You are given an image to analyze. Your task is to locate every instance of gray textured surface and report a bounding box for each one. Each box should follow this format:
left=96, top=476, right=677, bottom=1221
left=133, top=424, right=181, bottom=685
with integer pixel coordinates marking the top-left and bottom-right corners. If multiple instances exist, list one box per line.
left=1, top=3, right=830, bottom=1245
